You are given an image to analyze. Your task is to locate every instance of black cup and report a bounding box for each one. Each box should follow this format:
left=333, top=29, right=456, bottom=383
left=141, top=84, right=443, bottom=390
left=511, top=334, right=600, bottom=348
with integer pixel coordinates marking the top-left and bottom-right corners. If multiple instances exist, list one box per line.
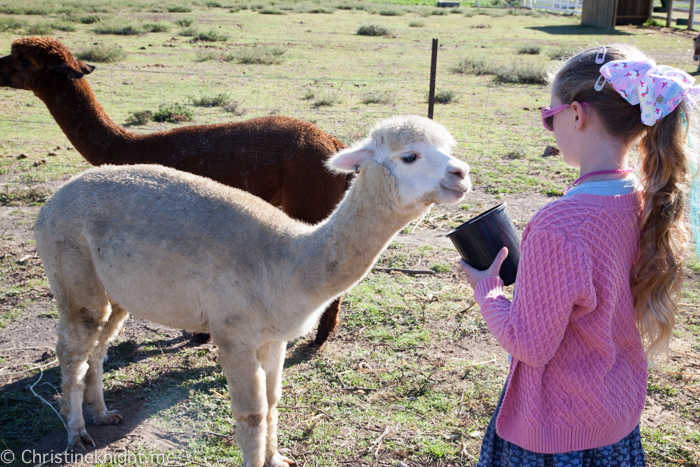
left=446, top=203, right=521, bottom=286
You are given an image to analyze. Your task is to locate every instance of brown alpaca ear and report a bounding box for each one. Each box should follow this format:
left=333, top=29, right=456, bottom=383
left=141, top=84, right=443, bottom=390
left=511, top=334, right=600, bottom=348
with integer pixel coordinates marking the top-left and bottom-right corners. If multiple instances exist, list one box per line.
left=49, top=60, right=95, bottom=79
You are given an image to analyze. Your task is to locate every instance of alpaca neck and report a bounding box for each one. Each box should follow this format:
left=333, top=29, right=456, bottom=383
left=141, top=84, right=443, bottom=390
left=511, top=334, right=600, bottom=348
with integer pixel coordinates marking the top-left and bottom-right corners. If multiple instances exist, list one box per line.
left=300, top=164, right=428, bottom=301
left=31, top=74, right=136, bottom=166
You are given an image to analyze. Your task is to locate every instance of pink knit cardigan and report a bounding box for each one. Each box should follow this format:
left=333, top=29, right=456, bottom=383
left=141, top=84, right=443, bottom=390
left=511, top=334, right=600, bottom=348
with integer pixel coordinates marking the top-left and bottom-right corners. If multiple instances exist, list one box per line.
left=473, top=192, right=648, bottom=454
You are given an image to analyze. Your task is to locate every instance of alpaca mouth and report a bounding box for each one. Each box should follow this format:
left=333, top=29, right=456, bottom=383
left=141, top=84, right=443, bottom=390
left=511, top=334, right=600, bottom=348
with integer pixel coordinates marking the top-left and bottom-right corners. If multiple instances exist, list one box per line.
left=440, top=184, right=469, bottom=200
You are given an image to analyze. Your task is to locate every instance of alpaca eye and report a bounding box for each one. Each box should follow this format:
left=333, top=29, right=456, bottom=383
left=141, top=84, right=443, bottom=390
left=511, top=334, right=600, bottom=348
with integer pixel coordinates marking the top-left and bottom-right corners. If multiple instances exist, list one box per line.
left=401, top=153, right=417, bottom=163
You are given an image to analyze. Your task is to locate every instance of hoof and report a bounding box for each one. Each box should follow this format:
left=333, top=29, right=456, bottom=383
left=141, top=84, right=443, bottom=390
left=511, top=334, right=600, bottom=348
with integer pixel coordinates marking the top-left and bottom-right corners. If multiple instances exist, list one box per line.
left=191, top=332, right=211, bottom=344
left=67, top=427, right=95, bottom=450
left=306, top=339, right=322, bottom=349
left=265, top=453, right=296, bottom=467
left=94, top=409, right=123, bottom=425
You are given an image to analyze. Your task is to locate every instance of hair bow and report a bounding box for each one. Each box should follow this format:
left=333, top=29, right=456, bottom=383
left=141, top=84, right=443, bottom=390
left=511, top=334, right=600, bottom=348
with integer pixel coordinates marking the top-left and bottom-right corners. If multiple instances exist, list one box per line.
left=598, top=59, right=700, bottom=126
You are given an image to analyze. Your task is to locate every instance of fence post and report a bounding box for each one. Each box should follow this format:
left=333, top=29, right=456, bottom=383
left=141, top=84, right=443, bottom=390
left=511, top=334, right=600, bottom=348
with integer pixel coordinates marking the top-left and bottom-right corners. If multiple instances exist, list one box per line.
left=690, top=0, right=697, bottom=30
left=428, top=38, right=438, bottom=120
left=667, top=0, right=674, bottom=27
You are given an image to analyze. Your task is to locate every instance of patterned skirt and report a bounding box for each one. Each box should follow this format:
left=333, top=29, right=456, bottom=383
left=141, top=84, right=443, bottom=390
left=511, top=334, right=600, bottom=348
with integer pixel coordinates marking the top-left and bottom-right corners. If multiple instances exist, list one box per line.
left=477, top=383, right=646, bottom=467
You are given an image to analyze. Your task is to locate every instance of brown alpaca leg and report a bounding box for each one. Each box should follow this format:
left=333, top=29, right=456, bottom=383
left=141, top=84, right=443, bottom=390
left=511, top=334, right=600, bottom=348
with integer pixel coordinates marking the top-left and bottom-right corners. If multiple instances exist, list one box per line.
left=191, top=332, right=211, bottom=344
left=311, top=297, right=342, bottom=347
left=215, top=338, right=268, bottom=467
left=256, top=341, right=294, bottom=467
left=83, top=302, right=128, bottom=425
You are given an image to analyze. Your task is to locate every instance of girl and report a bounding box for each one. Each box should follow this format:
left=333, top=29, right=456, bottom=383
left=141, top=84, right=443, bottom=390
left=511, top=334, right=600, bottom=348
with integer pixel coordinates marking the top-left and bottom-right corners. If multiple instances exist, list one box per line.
left=460, top=44, right=699, bottom=466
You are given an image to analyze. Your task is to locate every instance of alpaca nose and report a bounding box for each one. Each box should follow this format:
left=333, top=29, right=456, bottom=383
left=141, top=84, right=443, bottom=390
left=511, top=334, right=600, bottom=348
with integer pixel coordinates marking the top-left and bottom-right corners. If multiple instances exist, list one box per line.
left=449, top=162, right=469, bottom=180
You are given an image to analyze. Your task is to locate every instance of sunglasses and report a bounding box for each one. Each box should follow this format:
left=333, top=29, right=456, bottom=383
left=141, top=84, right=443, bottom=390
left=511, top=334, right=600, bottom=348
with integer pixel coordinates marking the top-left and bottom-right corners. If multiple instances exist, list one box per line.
left=541, top=102, right=590, bottom=131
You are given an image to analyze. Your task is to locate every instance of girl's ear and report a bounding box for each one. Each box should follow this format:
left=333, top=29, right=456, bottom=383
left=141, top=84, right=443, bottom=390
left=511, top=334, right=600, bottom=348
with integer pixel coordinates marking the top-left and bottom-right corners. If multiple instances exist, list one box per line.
left=327, top=139, right=377, bottom=173
left=571, top=101, right=588, bottom=130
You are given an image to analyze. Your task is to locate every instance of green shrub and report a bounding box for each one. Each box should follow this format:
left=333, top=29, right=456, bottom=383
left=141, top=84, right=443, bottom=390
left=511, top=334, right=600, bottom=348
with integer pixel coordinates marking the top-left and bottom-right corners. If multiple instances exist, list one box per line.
left=143, top=22, right=171, bottom=32
left=24, top=24, right=53, bottom=35
left=548, top=47, right=576, bottom=61
left=357, top=24, right=391, bottom=36
left=153, top=103, right=193, bottom=123
left=175, top=18, right=194, bottom=27
left=126, top=110, right=153, bottom=125
left=379, top=7, right=404, bottom=16
left=452, top=57, right=494, bottom=75
left=308, top=7, right=334, bottom=13
left=409, top=20, right=424, bottom=27
left=494, top=63, right=547, bottom=85
left=362, top=89, right=395, bottom=105
left=302, top=89, right=316, bottom=100
left=0, top=18, right=25, bottom=32
left=194, top=29, right=230, bottom=41
left=517, top=45, right=540, bottom=55
left=49, top=21, right=77, bottom=31
left=194, top=50, right=235, bottom=62
left=78, top=14, right=103, bottom=24
left=223, top=100, right=245, bottom=115
left=206, top=1, right=223, bottom=6
left=191, top=92, right=232, bottom=107
left=235, top=47, right=286, bottom=64
left=167, top=5, right=193, bottom=12
left=180, top=28, right=229, bottom=41
left=94, top=20, right=144, bottom=35
left=179, top=27, right=198, bottom=36
left=431, top=89, right=459, bottom=104
left=430, top=9, right=448, bottom=15
left=259, top=8, right=286, bottom=14
left=0, top=4, right=52, bottom=15
left=76, top=44, right=126, bottom=63
left=313, top=90, right=341, bottom=108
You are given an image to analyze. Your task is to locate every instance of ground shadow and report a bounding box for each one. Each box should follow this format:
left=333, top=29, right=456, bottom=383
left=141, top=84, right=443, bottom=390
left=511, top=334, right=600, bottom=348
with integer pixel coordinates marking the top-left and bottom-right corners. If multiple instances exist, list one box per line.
left=528, top=25, right=632, bottom=36
left=1, top=336, right=222, bottom=467
left=283, top=339, right=320, bottom=369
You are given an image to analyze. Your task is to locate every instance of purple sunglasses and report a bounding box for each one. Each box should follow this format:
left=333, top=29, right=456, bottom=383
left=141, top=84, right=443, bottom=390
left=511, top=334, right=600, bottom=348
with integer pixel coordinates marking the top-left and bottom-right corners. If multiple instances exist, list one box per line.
left=541, top=102, right=590, bottom=131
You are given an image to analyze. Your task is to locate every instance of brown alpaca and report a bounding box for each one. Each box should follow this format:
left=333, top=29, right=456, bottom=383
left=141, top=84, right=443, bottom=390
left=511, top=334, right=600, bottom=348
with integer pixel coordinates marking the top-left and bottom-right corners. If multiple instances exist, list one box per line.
left=0, top=36, right=347, bottom=347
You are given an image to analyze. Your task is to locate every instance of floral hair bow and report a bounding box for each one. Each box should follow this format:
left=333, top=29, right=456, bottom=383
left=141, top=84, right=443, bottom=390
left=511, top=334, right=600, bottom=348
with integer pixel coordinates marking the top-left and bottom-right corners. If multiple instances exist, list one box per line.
left=598, top=59, right=700, bottom=126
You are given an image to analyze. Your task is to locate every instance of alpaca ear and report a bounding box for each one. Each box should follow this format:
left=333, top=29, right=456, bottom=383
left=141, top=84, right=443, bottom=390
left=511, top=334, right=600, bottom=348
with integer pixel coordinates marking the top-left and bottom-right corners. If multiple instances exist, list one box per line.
left=49, top=60, right=94, bottom=79
left=327, top=141, right=377, bottom=174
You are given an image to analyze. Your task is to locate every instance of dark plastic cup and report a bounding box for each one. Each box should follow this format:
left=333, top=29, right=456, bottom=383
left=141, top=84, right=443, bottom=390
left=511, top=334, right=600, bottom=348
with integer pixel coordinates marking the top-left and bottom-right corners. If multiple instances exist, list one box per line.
left=446, top=203, right=521, bottom=286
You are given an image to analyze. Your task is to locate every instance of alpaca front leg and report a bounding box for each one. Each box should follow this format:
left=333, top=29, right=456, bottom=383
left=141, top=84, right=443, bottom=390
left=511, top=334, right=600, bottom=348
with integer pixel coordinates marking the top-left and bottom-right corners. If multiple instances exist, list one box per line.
left=257, top=341, right=294, bottom=467
left=217, top=343, right=268, bottom=467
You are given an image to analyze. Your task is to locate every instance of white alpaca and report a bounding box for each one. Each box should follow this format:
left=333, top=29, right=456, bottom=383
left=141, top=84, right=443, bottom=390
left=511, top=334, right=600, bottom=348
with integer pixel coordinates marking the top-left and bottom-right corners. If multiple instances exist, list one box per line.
left=34, top=115, right=470, bottom=467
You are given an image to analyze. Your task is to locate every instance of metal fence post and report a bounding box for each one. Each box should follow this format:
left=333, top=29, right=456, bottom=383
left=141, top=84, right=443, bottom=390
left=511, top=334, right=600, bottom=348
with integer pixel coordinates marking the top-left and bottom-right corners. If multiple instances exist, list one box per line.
left=667, top=0, right=674, bottom=27
left=428, top=38, right=438, bottom=120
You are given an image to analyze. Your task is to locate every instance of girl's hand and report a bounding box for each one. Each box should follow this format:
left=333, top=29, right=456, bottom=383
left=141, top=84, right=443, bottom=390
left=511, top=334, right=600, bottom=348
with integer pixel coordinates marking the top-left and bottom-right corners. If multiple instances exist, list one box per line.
left=459, top=247, right=509, bottom=290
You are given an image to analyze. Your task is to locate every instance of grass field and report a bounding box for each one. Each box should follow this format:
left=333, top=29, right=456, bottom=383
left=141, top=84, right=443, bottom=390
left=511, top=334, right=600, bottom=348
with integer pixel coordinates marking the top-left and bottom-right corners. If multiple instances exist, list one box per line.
left=1, top=1, right=700, bottom=466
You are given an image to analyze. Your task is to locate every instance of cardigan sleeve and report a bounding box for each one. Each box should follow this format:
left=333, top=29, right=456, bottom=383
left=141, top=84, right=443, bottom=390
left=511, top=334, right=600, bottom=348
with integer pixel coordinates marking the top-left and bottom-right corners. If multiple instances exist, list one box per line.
left=473, top=229, right=596, bottom=368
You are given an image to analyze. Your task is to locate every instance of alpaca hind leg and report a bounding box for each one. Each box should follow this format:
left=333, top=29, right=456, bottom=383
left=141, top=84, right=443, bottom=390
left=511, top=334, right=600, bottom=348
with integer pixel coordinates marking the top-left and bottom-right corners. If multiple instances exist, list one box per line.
left=311, top=297, right=342, bottom=347
left=48, top=246, right=112, bottom=449
left=257, top=341, right=294, bottom=467
left=216, top=340, right=268, bottom=467
left=56, top=299, right=111, bottom=449
left=84, top=302, right=128, bottom=425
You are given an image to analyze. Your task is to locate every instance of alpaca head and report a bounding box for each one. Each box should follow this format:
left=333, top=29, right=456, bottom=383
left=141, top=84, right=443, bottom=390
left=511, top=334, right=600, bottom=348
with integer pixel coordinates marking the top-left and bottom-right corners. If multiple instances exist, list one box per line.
left=0, top=37, right=95, bottom=90
left=328, top=115, right=470, bottom=207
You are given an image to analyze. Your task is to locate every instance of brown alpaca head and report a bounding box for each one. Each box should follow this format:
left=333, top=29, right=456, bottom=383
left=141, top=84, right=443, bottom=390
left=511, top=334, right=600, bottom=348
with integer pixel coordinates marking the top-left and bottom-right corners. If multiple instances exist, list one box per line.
left=0, top=36, right=95, bottom=90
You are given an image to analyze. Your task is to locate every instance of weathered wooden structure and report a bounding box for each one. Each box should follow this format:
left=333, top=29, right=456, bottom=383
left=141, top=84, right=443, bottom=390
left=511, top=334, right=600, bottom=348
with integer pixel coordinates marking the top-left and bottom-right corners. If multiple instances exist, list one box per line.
left=581, top=0, right=652, bottom=29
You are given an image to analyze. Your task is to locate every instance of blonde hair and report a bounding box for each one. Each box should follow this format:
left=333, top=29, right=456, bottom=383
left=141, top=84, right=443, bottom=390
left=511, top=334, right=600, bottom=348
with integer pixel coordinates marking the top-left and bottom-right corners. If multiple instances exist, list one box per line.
left=551, top=44, right=695, bottom=362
